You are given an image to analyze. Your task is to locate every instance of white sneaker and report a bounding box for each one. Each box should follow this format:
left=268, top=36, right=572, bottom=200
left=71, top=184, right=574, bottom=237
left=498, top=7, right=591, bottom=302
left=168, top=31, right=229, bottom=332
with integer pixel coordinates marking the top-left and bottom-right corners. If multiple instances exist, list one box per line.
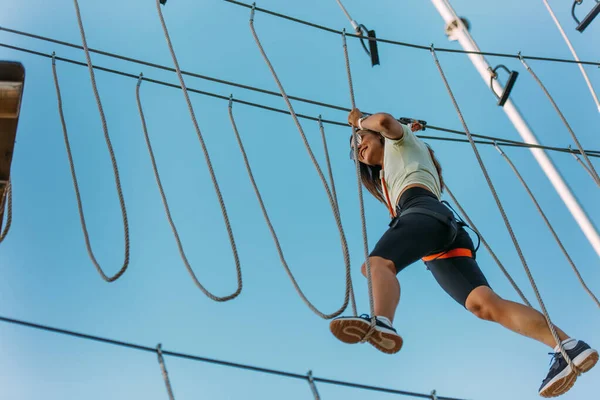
left=329, top=314, right=403, bottom=354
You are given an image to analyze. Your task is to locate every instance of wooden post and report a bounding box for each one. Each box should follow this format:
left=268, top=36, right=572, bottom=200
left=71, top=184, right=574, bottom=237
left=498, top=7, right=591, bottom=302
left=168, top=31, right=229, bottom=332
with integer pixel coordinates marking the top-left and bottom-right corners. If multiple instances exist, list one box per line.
left=0, top=61, right=25, bottom=231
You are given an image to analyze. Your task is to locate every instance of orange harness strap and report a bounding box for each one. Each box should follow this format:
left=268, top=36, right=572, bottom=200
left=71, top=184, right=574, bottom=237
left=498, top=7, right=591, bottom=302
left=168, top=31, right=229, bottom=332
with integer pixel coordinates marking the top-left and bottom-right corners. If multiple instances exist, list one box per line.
left=422, top=248, right=473, bottom=262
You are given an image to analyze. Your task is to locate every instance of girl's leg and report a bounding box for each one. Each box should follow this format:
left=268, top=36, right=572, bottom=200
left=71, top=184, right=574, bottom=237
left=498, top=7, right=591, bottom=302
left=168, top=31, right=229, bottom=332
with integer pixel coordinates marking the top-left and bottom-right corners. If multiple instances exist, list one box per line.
left=361, top=257, right=399, bottom=323
left=465, top=286, right=569, bottom=348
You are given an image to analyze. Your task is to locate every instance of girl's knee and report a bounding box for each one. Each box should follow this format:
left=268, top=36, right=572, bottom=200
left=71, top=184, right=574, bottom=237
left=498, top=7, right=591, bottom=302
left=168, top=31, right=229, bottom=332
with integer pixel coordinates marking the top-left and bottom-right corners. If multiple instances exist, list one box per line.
left=465, top=286, right=502, bottom=322
left=361, top=257, right=396, bottom=277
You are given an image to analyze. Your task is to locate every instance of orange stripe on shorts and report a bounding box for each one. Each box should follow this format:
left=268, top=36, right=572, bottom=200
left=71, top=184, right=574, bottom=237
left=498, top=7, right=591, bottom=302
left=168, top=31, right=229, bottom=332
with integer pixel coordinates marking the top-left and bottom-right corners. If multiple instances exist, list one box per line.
left=422, top=248, right=473, bottom=262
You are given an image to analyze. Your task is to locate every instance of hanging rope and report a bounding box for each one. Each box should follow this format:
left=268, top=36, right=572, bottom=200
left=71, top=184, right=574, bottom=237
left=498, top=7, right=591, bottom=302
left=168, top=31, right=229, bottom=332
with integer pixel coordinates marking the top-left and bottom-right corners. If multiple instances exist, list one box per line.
left=341, top=29, right=376, bottom=338
left=495, top=143, right=600, bottom=308
left=541, top=0, right=600, bottom=113
left=430, top=47, right=579, bottom=374
left=307, top=370, right=321, bottom=400
left=156, top=344, right=176, bottom=400
left=519, top=54, right=600, bottom=187
left=228, top=97, right=355, bottom=318
left=247, top=5, right=359, bottom=318
left=136, top=76, right=241, bottom=301
left=569, top=145, right=598, bottom=183
left=0, top=181, right=12, bottom=244
left=318, top=116, right=340, bottom=212
left=155, top=0, right=243, bottom=300
left=51, top=53, right=130, bottom=282
left=69, top=0, right=131, bottom=282
left=444, top=184, right=531, bottom=307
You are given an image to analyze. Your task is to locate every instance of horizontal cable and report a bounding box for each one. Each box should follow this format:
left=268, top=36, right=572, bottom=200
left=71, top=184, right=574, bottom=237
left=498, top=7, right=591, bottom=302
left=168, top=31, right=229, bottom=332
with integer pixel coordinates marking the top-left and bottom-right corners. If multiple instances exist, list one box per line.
left=0, top=26, right=349, bottom=113
left=2, top=26, right=600, bottom=159
left=0, top=315, right=467, bottom=400
left=1, top=42, right=598, bottom=158
left=223, top=0, right=600, bottom=67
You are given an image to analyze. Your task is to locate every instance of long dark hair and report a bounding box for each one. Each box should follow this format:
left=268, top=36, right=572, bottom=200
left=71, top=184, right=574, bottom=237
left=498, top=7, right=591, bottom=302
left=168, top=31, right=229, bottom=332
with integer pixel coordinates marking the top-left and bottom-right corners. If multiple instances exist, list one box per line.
left=351, top=131, right=445, bottom=204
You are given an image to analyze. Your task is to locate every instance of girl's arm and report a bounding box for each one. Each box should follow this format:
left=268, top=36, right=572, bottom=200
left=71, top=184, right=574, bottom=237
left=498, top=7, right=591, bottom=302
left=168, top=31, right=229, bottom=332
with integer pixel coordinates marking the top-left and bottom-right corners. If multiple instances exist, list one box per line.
left=348, top=108, right=405, bottom=140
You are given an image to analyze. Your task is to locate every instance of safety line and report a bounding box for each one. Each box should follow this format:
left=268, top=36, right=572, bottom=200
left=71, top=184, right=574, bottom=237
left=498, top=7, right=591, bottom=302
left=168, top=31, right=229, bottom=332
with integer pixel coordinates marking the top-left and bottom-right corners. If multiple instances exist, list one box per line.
left=1, top=42, right=598, bottom=158
left=223, top=0, right=600, bottom=67
left=0, top=26, right=575, bottom=151
left=0, top=315, right=468, bottom=400
left=430, top=47, right=578, bottom=375
left=541, top=0, right=600, bottom=113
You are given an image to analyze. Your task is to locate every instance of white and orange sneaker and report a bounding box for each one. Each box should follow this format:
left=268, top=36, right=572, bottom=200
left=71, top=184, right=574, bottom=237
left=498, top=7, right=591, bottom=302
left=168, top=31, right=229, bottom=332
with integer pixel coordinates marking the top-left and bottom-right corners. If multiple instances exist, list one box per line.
left=329, top=314, right=403, bottom=354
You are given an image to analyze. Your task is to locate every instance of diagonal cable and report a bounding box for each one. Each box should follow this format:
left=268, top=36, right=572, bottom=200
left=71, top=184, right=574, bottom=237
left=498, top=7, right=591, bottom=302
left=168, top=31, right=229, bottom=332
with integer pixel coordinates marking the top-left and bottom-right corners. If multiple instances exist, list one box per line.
left=495, top=143, right=599, bottom=308
left=444, top=184, right=531, bottom=307
left=430, top=47, right=578, bottom=374
left=541, top=0, right=600, bottom=113
left=519, top=54, right=600, bottom=187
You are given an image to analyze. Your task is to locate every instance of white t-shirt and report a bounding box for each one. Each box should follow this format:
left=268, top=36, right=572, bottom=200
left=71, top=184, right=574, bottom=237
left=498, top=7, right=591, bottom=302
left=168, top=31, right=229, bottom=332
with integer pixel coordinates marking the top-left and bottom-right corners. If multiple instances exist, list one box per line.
left=380, top=123, right=442, bottom=212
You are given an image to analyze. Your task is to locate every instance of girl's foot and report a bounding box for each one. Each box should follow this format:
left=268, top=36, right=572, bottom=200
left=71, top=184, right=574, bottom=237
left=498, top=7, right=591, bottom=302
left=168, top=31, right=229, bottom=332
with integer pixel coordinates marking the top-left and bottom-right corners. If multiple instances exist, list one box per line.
left=329, top=314, right=403, bottom=354
left=538, top=340, right=598, bottom=398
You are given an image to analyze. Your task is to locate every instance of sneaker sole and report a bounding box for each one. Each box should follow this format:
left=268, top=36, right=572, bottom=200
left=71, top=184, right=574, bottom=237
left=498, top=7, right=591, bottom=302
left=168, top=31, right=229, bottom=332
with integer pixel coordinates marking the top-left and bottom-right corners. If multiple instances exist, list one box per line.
left=539, top=349, right=599, bottom=398
left=369, top=328, right=403, bottom=354
left=329, top=318, right=370, bottom=344
left=329, top=318, right=403, bottom=354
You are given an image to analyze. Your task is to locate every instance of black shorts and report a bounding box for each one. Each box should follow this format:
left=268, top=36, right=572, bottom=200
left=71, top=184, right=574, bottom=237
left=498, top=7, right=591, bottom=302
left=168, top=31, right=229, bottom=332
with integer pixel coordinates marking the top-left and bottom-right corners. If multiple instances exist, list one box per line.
left=369, top=187, right=490, bottom=307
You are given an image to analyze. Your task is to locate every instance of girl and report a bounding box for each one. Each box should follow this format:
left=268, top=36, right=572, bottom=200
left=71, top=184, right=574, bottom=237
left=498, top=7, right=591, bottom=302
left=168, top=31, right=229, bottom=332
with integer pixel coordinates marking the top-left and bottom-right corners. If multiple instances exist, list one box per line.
left=329, top=108, right=597, bottom=398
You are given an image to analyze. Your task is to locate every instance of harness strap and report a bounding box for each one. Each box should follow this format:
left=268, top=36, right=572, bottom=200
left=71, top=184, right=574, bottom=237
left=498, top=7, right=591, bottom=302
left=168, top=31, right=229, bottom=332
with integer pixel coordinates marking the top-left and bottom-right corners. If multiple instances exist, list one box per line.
left=390, top=207, right=471, bottom=262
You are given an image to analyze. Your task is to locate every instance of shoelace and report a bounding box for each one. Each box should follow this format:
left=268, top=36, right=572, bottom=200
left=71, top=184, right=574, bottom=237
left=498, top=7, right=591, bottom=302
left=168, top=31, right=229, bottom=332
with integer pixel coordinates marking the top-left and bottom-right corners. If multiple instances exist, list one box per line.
left=548, top=352, right=563, bottom=369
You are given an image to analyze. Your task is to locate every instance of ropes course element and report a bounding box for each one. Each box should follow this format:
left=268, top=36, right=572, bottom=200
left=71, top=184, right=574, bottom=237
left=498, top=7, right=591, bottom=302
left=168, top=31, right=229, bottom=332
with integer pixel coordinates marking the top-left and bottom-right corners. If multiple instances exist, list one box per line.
left=307, top=370, right=321, bottom=400
left=541, top=0, right=600, bottom=113
left=223, top=0, right=600, bottom=67
left=156, top=344, right=176, bottom=400
left=2, top=28, right=599, bottom=157
left=228, top=97, right=355, bottom=318
left=66, top=0, right=131, bottom=282
left=51, top=52, right=130, bottom=283
left=342, top=29, right=376, bottom=338
left=136, top=76, right=242, bottom=301
left=155, top=0, right=243, bottom=301
left=1, top=42, right=598, bottom=159
left=0, top=180, right=12, bottom=244
left=334, top=0, right=380, bottom=66
left=0, top=315, right=468, bottom=400
left=494, top=143, right=600, bottom=309
left=444, top=184, right=532, bottom=308
left=518, top=54, right=600, bottom=187
left=2, top=27, right=599, bottom=159
left=248, top=5, right=364, bottom=318
left=430, top=46, right=579, bottom=375
left=572, top=0, right=600, bottom=32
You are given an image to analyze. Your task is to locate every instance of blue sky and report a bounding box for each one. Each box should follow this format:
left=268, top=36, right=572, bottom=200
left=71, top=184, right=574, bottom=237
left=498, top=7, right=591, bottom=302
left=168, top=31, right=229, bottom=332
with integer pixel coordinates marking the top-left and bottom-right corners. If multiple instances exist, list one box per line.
left=0, top=0, right=599, bottom=399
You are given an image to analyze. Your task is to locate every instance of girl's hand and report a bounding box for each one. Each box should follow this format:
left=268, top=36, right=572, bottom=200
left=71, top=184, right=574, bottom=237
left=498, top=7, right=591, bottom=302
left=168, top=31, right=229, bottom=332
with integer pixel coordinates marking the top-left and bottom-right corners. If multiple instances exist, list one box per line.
left=410, top=121, right=424, bottom=132
left=348, top=108, right=363, bottom=128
